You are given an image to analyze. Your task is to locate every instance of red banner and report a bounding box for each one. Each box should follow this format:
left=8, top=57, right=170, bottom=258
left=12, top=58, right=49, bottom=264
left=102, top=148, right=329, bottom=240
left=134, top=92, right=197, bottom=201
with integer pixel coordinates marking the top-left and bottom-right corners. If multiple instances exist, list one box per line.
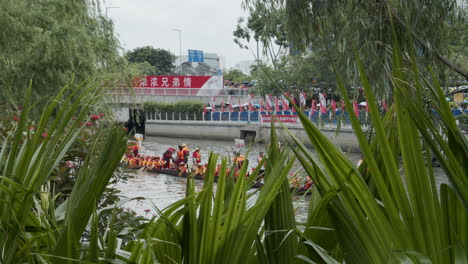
left=261, top=114, right=299, bottom=124
left=133, top=75, right=222, bottom=96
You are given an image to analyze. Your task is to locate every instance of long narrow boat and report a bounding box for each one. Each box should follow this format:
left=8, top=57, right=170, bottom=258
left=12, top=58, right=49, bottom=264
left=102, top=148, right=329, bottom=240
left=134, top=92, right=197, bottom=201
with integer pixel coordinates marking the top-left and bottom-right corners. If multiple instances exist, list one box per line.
left=148, top=168, right=265, bottom=189
left=129, top=166, right=312, bottom=195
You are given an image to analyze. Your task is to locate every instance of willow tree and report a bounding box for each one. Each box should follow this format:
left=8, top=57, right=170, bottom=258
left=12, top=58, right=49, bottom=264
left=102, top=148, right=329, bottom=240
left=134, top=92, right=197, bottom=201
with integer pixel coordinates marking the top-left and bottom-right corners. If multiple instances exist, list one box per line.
left=243, top=0, right=467, bottom=98
left=0, top=0, right=129, bottom=103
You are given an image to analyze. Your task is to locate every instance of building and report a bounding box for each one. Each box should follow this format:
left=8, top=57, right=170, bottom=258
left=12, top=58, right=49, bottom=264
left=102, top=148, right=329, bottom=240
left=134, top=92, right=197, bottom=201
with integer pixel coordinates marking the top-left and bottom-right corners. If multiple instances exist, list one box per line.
left=173, top=61, right=217, bottom=76
left=234, top=60, right=256, bottom=75
left=175, top=52, right=224, bottom=70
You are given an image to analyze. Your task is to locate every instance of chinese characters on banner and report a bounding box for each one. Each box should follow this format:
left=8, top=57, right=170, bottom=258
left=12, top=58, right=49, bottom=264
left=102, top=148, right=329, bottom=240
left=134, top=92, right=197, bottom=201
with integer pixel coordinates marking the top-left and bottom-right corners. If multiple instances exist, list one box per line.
left=137, top=76, right=196, bottom=88
left=134, top=76, right=214, bottom=96
left=261, top=114, right=299, bottom=123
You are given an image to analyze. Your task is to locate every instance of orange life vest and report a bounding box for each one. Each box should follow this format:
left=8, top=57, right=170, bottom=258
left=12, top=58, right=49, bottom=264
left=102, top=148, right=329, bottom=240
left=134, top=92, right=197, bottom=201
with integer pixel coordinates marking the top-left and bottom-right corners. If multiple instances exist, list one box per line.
left=193, top=151, right=201, bottom=164
left=177, top=150, right=184, bottom=160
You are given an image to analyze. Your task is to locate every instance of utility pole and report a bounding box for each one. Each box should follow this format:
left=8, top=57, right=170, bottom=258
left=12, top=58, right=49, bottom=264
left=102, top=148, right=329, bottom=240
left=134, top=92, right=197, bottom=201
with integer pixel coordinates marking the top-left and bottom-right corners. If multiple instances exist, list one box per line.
left=105, top=6, right=120, bottom=18
left=172, top=29, right=182, bottom=74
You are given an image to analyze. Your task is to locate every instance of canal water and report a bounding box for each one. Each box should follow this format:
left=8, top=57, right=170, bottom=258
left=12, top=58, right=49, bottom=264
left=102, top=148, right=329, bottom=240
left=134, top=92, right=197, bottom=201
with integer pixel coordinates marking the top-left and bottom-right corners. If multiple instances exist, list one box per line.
left=116, top=136, right=448, bottom=222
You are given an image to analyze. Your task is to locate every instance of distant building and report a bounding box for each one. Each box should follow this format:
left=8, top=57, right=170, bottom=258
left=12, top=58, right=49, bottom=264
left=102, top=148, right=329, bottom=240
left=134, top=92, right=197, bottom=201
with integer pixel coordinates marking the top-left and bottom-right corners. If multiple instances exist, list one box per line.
left=175, top=52, right=224, bottom=70
left=173, top=61, right=217, bottom=76
left=234, top=60, right=256, bottom=75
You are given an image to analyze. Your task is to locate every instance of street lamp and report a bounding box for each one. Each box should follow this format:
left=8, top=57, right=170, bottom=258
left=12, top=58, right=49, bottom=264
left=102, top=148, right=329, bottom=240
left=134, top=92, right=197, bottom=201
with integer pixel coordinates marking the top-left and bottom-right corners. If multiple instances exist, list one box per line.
left=172, top=29, right=182, bottom=71
left=105, top=6, right=120, bottom=18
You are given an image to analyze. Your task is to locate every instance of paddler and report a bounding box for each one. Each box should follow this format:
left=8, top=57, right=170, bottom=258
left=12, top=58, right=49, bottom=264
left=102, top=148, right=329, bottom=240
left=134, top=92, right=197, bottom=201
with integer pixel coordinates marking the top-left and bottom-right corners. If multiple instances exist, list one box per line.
left=163, top=148, right=175, bottom=168
left=176, top=145, right=185, bottom=165
left=233, top=152, right=245, bottom=169
left=177, top=162, right=188, bottom=176
left=181, top=143, right=190, bottom=163
left=192, top=147, right=201, bottom=164
left=195, top=164, right=204, bottom=177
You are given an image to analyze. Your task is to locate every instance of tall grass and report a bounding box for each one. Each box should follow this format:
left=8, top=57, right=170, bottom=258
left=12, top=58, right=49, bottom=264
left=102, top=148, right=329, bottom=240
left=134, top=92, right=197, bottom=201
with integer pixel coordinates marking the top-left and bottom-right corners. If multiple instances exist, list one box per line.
left=0, top=35, right=466, bottom=263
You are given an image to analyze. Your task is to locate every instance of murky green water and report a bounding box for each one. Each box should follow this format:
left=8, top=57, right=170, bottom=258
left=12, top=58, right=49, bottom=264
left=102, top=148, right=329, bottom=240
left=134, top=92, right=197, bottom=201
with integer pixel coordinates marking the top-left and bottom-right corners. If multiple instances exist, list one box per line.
left=116, top=136, right=448, bottom=222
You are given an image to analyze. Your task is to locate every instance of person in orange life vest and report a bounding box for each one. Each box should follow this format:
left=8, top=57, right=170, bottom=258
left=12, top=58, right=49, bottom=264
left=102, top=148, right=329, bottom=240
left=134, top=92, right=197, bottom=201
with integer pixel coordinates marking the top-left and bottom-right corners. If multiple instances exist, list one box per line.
left=304, top=176, right=313, bottom=190
left=163, top=148, right=175, bottom=168
left=289, top=173, right=300, bottom=188
left=192, top=147, right=201, bottom=164
left=176, top=145, right=185, bottom=165
left=195, top=164, right=205, bottom=177
left=142, top=156, right=149, bottom=167
left=132, top=144, right=139, bottom=157
left=154, top=157, right=162, bottom=169
left=233, top=152, right=245, bottom=170
left=215, top=164, right=223, bottom=178
left=181, top=143, right=190, bottom=163
left=178, top=162, right=188, bottom=176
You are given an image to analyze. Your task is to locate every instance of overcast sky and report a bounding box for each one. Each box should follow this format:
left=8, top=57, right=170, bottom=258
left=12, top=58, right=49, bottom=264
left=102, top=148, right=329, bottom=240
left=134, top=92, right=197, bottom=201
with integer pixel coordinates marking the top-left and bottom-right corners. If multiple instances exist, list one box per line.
left=106, top=0, right=255, bottom=68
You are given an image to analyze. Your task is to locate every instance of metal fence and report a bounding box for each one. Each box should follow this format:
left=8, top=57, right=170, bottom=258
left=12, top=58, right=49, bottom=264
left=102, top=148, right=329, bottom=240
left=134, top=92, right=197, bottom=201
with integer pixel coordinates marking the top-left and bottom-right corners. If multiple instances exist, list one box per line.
left=146, top=110, right=366, bottom=127
left=146, top=109, right=467, bottom=126
left=108, top=87, right=250, bottom=97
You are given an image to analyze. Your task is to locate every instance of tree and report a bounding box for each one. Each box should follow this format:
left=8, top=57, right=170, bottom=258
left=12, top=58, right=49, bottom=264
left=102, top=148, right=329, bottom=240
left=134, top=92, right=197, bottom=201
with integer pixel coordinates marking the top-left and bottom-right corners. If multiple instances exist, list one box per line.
left=0, top=0, right=127, bottom=102
left=233, top=2, right=289, bottom=68
left=223, top=68, right=250, bottom=83
left=244, top=0, right=468, bottom=96
left=125, top=46, right=176, bottom=75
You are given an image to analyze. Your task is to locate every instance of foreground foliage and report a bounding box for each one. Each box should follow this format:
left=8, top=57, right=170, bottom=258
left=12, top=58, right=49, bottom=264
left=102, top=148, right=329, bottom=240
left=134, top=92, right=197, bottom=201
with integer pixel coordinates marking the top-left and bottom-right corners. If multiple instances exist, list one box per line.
left=0, top=37, right=466, bottom=264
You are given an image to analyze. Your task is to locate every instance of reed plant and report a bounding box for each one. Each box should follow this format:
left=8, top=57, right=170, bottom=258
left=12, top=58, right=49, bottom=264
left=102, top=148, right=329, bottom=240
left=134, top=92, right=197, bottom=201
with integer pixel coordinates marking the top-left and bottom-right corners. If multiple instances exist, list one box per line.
left=0, top=35, right=466, bottom=264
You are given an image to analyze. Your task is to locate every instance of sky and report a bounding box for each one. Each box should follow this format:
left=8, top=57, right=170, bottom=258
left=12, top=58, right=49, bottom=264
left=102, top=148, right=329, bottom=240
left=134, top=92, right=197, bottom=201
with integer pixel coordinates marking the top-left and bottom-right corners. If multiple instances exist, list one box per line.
left=106, top=0, right=256, bottom=68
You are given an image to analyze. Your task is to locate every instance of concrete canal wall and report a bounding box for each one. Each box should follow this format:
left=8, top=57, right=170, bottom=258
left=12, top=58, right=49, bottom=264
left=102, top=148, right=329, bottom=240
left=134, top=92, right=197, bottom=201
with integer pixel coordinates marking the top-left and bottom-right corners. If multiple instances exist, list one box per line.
left=145, top=120, right=361, bottom=152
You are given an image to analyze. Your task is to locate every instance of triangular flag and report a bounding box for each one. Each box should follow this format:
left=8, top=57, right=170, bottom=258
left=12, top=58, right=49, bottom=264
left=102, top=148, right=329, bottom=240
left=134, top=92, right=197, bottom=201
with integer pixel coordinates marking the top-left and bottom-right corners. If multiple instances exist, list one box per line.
left=331, top=100, right=337, bottom=113
left=266, top=94, right=273, bottom=112
left=282, top=93, right=290, bottom=111
left=353, top=100, right=359, bottom=116
left=319, top=93, right=327, bottom=114
left=383, top=100, right=388, bottom=111
left=249, top=94, right=254, bottom=112
left=275, top=97, right=280, bottom=112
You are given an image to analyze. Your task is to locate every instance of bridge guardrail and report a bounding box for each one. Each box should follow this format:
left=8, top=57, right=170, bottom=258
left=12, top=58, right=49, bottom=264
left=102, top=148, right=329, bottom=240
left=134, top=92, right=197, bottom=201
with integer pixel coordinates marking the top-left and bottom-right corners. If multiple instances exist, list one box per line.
left=146, top=110, right=368, bottom=128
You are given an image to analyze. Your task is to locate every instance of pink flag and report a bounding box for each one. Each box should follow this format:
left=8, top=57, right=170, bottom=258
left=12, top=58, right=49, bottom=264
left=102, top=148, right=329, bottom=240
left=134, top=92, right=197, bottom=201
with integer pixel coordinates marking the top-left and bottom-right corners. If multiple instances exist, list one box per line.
left=260, top=100, right=264, bottom=112
left=383, top=100, right=388, bottom=111
left=311, top=99, right=316, bottom=112
left=300, top=92, right=307, bottom=107
left=203, top=105, right=207, bottom=115
left=282, top=93, right=289, bottom=111
left=353, top=100, right=359, bottom=116
left=221, top=101, right=225, bottom=112
left=275, top=97, right=280, bottom=112
left=319, top=93, right=327, bottom=114
left=331, top=100, right=337, bottom=113
left=249, top=94, right=255, bottom=112
left=266, top=94, right=273, bottom=111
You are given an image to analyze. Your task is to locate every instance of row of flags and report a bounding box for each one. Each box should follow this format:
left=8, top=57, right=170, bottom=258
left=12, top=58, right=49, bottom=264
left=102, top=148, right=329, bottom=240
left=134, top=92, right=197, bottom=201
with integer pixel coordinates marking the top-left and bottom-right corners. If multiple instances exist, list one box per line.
left=204, top=94, right=389, bottom=116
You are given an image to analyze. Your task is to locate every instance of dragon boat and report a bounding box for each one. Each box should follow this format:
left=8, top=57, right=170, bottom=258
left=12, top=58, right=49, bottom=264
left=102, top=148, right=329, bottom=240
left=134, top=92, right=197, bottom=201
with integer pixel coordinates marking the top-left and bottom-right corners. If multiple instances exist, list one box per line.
left=129, top=166, right=312, bottom=195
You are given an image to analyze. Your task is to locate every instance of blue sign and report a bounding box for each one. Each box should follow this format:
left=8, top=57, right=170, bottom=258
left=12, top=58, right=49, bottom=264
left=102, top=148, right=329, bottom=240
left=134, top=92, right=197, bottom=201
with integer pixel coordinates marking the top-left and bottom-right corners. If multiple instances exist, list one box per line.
left=188, top=49, right=204, bottom=62
left=217, top=69, right=222, bottom=76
